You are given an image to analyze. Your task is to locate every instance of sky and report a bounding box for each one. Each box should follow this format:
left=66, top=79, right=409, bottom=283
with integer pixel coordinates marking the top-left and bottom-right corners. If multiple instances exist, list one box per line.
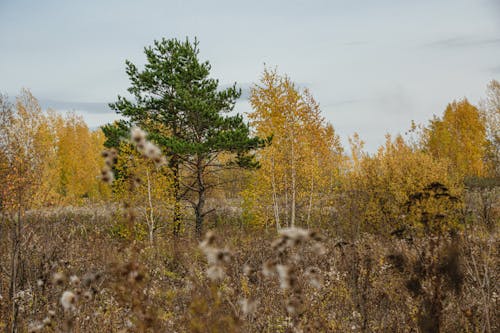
left=1, top=0, right=499, bottom=151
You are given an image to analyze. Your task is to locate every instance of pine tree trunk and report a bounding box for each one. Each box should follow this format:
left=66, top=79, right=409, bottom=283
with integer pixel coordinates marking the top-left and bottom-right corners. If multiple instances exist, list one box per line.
left=195, top=156, right=205, bottom=237
left=170, top=155, right=182, bottom=237
left=195, top=195, right=205, bottom=237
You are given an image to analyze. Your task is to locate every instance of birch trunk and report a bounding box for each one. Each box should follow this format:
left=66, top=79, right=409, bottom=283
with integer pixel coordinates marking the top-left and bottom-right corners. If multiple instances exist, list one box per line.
left=290, top=125, right=296, bottom=228
left=307, top=173, right=314, bottom=227
left=145, top=169, right=155, bottom=245
left=271, top=155, right=281, bottom=230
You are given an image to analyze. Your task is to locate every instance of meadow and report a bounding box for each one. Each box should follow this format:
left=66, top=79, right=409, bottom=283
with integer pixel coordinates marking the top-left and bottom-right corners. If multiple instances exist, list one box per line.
left=1, top=38, right=499, bottom=332
left=0, top=187, right=498, bottom=332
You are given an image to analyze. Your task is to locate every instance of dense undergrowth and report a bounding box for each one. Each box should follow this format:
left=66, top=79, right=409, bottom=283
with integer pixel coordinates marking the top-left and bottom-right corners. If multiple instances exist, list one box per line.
left=0, top=190, right=498, bottom=332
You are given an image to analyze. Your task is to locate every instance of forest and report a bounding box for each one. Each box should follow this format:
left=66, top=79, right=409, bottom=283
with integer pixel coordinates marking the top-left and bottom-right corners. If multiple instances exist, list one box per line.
left=0, top=38, right=498, bottom=332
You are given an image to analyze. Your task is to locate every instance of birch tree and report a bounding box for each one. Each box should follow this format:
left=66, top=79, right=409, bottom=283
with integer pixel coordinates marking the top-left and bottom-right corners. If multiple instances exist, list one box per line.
left=243, top=68, right=344, bottom=229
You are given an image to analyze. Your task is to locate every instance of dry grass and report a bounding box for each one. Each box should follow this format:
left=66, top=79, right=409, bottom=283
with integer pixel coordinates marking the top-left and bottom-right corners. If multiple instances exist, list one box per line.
left=0, top=202, right=498, bottom=332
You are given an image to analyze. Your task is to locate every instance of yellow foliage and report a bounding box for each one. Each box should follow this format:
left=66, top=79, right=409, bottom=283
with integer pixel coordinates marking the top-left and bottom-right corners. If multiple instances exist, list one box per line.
left=423, top=98, right=487, bottom=178
left=112, top=142, right=173, bottom=203
left=111, top=142, right=175, bottom=239
left=343, top=134, right=461, bottom=234
left=243, top=68, right=345, bottom=229
left=480, top=80, right=500, bottom=177
left=1, top=89, right=57, bottom=210
left=0, top=90, right=108, bottom=210
left=55, top=113, right=105, bottom=203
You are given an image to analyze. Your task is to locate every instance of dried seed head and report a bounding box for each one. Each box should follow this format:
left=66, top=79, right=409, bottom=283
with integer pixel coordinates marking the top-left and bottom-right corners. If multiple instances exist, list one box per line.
left=154, top=155, right=167, bottom=167
left=304, top=267, right=322, bottom=289
left=271, top=236, right=287, bottom=251
left=28, top=322, right=44, bottom=333
left=274, top=227, right=320, bottom=250
left=42, top=317, right=52, bottom=326
left=60, top=291, right=77, bottom=311
left=82, top=273, right=97, bottom=287
left=243, top=264, right=252, bottom=277
left=199, top=231, right=216, bottom=249
left=101, top=149, right=118, bottom=168
left=201, top=247, right=217, bottom=265
left=142, top=141, right=161, bottom=159
left=83, top=290, right=93, bottom=301
left=218, top=248, right=232, bottom=263
left=239, top=298, right=259, bottom=316
left=69, top=275, right=80, bottom=287
left=206, top=265, right=225, bottom=281
left=128, top=270, right=144, bottom=284
left=100, top=168, right=114, bottom=184
left=48, top=310, right=56, bottom=319
left=285, top=297, right=302, bottom=315
left=279, top=227, right=310, bottom=241
left=276, top=264, right=292, bottom=290
left=109, top=148, right=118, bottom=158
left=210, top=248, right=225, bottom=264
left=305, top=266, right=320, bottom=275
left=52, top=272, right=66, bottom=286
left=262, top=259, right=277, bottom=277
left=308, top=230, right=323, bottom=242
left=131, top=127, right=147, bottom=144
left=312, top=242, right=327, bottom=255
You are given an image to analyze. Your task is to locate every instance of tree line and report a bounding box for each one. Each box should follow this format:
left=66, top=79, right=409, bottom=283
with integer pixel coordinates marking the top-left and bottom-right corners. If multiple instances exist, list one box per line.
left=0, top=38, right=498, bottom=237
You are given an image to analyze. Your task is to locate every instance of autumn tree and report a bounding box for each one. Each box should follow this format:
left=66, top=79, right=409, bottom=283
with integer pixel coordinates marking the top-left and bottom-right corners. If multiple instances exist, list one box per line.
left=111, top=141, right=174, bottom=243
left=0, top=89, right=49, bottom=212
left=0, top=93, right=13, bottom=212
left=0, top=89, right=51, bottom=332
left=480, top=80, right=500, bottom=177
left=243, top=68, right=344, bottom=229
left=1, top=91, right=106, bottom=209
left=107, top=38, right=264, bottom=236
left=423, top=98, right=487, bottom=178
left=0, top=88, right=109, bottom=332
left=54, top=113, right=105, bottom=203
left=341, top=133, right=461, bottom=236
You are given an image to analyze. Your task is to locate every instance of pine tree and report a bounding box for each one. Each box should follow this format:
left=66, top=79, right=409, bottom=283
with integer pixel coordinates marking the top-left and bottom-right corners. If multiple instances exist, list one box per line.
left=107, top=37, right=264, bottom=236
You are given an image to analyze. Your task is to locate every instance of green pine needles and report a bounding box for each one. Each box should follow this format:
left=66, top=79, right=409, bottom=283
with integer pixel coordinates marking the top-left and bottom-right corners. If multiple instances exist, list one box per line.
left=104, top=37, right=266, bottom=236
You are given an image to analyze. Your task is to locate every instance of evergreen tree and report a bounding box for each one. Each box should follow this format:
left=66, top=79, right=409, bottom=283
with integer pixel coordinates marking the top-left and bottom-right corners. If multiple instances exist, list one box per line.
left=106, top=37, right=264, bottom=236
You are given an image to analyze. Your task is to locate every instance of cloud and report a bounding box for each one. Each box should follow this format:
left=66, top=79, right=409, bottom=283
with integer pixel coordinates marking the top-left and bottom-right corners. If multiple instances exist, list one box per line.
left=424, top=36, right=500, bottom=48
left=342, top=41, right=368, bottom=47
left=235, top=83, right=253, bottom=100
left=229, top=81, right=310, bottom=101
left=39, top=99, right=112, bottom=114
left=323, top=98, right=367, bottom=109
left=487, top=0, right=500, bottom=21
left=488, top=65, right=500, bottom=74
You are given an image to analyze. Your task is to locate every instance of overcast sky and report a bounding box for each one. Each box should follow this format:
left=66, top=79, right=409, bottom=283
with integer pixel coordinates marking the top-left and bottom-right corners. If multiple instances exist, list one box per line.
left=1, top=0, right=499, bottom=151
